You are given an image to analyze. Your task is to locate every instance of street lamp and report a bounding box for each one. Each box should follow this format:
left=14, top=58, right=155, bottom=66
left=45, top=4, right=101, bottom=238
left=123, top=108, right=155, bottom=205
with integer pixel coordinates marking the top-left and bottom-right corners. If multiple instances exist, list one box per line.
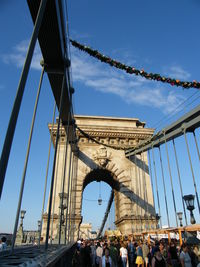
left=59, top=193, right=67, bottom=225
left=156, top=213, right=160, bottom=229
left=20, top=210, right=26, bottom=227
left=98, top=198, right=102, bottom=205
left=177, top=212, right=183, bottom=227
left=38, top=220, right=41, bottom=232
left=183, top=194, right=196, bottom=224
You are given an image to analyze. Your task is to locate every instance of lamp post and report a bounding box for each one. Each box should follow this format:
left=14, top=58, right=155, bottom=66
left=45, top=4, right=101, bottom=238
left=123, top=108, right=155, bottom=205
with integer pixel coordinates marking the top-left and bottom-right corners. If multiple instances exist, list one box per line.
left=183, top=195, right=196, bottom=224
left=38, top=220, right=41, bottom=232
left=177, top=212, right=183, bottom=227
left=59, top=193, right=67, bottom=225
left=20, top=210, right=26, bottom=227
left=156, top=213, right=160, bottom=229
left=98, top=198, right=102, bottom=205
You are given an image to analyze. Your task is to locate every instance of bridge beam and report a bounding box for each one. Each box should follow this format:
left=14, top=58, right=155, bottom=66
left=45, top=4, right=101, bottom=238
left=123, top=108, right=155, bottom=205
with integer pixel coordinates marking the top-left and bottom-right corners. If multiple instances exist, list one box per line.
left=125, top=105, right=200, bottom=157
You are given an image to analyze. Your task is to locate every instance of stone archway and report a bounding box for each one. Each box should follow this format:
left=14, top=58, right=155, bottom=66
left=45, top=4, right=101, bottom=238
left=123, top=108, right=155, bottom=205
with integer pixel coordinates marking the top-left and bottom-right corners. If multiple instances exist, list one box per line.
left=42, top=115, right=157, bottom=242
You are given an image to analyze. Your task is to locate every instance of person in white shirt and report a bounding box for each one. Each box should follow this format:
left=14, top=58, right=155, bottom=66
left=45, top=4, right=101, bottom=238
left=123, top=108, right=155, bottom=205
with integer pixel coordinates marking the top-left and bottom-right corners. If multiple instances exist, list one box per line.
left=0, top=237, right=7, bottom=251
left=120, top=242, right=128, bottom=267
left=96, top=242, right=103, bottom=266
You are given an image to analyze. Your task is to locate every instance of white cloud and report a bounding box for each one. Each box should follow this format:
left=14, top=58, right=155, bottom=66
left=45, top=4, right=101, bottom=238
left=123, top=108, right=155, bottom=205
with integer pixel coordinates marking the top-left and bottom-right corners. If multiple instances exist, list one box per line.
left=1, top=39, right=187, bottom=114
left=1, top=40, right=42, bottom=70
left=71, top=47, right=186, bottom=114
left=165, top=65, right=191, bottom=80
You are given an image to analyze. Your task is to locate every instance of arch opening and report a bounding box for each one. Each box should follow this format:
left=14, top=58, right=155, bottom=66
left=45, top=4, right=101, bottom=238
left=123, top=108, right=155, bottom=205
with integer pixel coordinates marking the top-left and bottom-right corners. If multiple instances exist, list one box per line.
left=81, top=181, right=116, bottom=239
left=83, top=168, right=120, bottom=191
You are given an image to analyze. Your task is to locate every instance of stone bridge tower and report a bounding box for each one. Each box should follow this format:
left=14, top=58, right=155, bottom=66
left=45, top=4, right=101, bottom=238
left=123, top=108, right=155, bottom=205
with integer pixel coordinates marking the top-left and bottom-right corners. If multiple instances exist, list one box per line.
left=42, top=115, right=157, bottom=242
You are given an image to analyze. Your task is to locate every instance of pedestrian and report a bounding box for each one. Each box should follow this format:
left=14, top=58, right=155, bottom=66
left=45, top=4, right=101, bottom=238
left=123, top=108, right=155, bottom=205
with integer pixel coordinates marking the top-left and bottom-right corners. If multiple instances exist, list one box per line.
left=0, top=237, right=7, bottom=251
left=91, top=241, right=97, bottom=267
left=142, top=241, right=149, bottom=267
left=136, top=242, right=144, bottom=267
left=120, top=242, right=128, bottom=267
left=109, top=242, right=118, bottom=267
left=128, top=239, right=136, bottom=267
left=168, top=241, right=179, bottom=267
left=80, top=240, right=92, bottom=267
left=159, top=242, right=168, bottom=262
left=100, top=247, right=113, bottom=267
left=72, top=247, right=82, bottom=267
left=96, top=242, right=103, bottom=267
left=180, top=244, right=192, bottom=267
left=151, top=247, right=166, bottom=267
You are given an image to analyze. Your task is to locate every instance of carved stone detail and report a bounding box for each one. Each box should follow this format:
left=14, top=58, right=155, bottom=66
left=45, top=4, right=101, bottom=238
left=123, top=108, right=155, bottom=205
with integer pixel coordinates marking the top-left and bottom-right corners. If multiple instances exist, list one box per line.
left=93, top=146, right=112, bottom=168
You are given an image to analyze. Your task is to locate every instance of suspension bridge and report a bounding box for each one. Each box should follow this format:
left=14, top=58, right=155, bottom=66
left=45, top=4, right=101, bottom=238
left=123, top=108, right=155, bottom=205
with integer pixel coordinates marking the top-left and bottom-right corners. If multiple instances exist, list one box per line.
left=0, top=0, right=200, bottom=266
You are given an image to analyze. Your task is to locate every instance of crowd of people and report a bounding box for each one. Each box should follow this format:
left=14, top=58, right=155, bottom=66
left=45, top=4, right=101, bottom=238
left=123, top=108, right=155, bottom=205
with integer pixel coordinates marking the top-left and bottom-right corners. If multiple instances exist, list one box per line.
left=72, top=238, right=200, bottom=267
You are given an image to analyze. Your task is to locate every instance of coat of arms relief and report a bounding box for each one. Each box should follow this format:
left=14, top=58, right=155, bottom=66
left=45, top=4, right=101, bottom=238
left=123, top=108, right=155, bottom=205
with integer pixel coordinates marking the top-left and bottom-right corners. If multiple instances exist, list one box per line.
left=93, top=146, right=112, bottom=168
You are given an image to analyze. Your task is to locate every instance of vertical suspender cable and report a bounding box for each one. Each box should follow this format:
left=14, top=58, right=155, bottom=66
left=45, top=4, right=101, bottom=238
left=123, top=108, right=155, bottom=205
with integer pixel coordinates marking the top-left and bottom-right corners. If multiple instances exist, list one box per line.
left=72, top=152, right=78, bottom=241
left=11, top=67, right=44, bottom=252
left=57, top=127, right=67, bottom=244
left=38, top=102, right=56, bottom=247
left=69, top=154, right=75, bottom=242
left=193, top=131, right=200, bottom=166
left=141, top=152, right=149, bottom=230
left=172, top=139, right=188, bottom=225
left=70, top=151, right=77, bottom=241
left=64, top=144, right=73, bottom=244
left=71, top=153, right=78, bottom=241
left=137, top=156, right=143, bottom=231
left=134, top=156, right=139, bottom=229
left=129, top=155, right=134, bottom=233
left=164, top=133, right=178, bottom=227
left=50, top=136, right=60, bottom=245
left=152, top=146, right=162, bottom=228
left=147, top=150, right=155, bottom=209
left=184, top=130, right=200, bottom=214
left=68, top=152, right=74, bottom=241
left=158, top=146, right=170, bottom=227
left=58, top=111, right=70, bottom=244
left=45, top=72, right=67, bottom=250
left=0, top=0, right=48, bottom=199
left=50, top=137, right=61, bottom=244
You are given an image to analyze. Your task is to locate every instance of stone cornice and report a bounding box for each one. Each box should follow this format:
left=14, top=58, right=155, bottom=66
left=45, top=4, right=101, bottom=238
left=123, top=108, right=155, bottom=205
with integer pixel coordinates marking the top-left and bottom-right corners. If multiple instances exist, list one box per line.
left=76, top=130, right=153, bottom=139
left=49, top=126, right=153, bottom=138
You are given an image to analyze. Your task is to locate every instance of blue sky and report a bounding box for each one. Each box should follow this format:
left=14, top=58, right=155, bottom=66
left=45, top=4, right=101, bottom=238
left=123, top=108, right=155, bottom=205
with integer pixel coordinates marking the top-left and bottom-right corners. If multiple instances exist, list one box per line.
left=0, top=0, right=200, bottom=233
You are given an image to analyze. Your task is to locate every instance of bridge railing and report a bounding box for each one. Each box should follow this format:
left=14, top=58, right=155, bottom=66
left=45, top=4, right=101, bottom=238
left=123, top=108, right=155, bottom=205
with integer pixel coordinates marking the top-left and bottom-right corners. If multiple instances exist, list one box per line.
left=0, top=243, right=76, bottom=267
